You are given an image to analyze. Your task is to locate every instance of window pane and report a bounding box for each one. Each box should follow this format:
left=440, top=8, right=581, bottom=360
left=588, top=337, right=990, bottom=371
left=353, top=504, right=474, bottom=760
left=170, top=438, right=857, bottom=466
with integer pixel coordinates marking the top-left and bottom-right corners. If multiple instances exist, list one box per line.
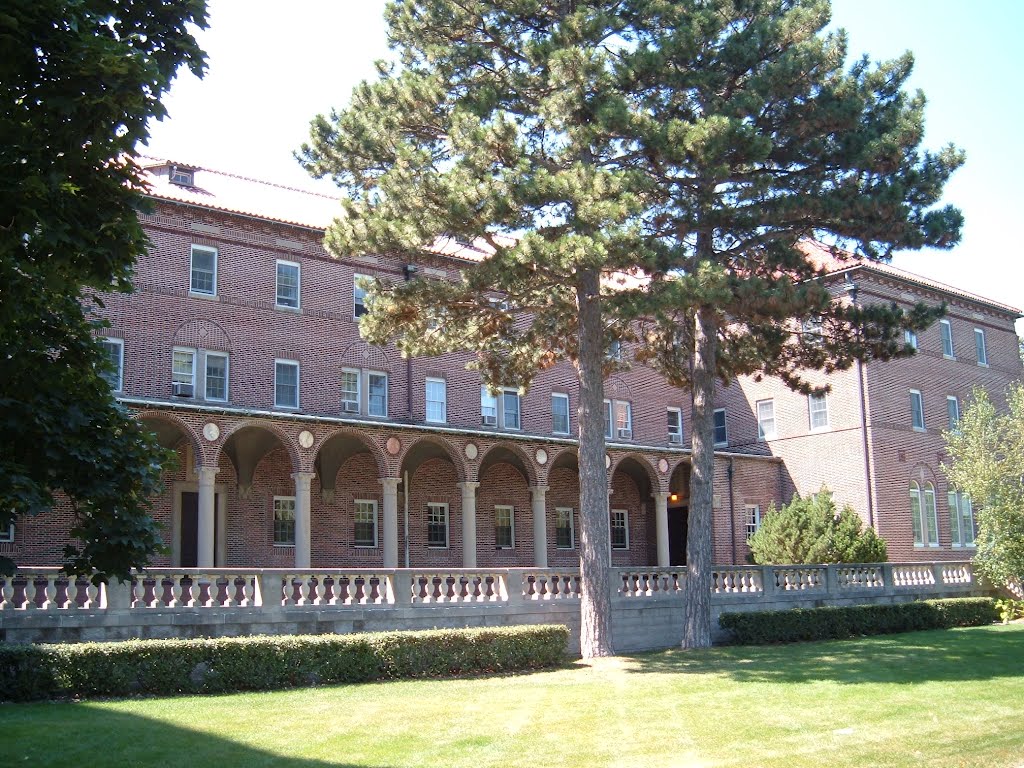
left=948, top=491, right=962, bottom=547
left=354, top=274, right=369, bottom=317
left=556, top=507, right=574, bottom=549
left=205, top=354, right=228, bottom=400
left=191, top=247, right=216, bottom=294
left=172, top=350, right=195, bottom=385
left=354, top=500, right=377, bottom=547
left=101, top=339, right=123, bottom=390
left=426, top=379, right=446, bottom=423
left=368, top=373, right=387, bottom=416
left=667, top=409, right=682, bottom=443
left=714, top=409, right=728, bottom=445
left=975, top=329, right=987, bottom=364
left=757, top=400, right=775, bottom=439
left=808, top=393, right=829, bottom=429
left=947, top=397, right=959, bottom=431
left=604, top=400, right=612, bottom=439
left=610, top=510, right=628, bottom=549
left=615, top=401, right=631, bottom=432
left=341, top=370, right=359, bottom=412
left=275, top=362, right=298, bottom=408
left=910, top=486, right=923, bottom=546
left=552, top=394, right=570, bottom=434
left=276, top=262, right=299, bottom=308
left=495, top=505, right=514, bottom=548
left=274, top=497, right=296, bottom=545
left=941, top=321, right=953, bottom=357
left=427, top=503, right=448, bottom=547
left=924, top=486, right=938, bottom=546
left=962, top=496, right=975, bottom=546
left=481, top=388, right=497, bottom=425
left=911, top=391, right=924, bottom=430
left=503, top=391, right=520, bottom=429
left=745, top=505, right=761, bottom=540
left=905, top=329, right=918, bottom=349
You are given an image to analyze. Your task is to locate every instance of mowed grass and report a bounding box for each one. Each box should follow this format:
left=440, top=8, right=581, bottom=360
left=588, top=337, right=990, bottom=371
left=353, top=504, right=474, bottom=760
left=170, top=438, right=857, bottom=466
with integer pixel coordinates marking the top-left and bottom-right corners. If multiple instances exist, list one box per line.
left=2, top=624, right=1023, bottom=768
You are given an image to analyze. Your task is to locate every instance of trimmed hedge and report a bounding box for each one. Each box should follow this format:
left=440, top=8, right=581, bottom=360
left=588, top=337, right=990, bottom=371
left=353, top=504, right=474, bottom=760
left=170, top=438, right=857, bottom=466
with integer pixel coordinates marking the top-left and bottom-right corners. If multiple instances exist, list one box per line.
left=718, top=598, right=998, bottom=645
left=0, top=624, right=569, bottom=701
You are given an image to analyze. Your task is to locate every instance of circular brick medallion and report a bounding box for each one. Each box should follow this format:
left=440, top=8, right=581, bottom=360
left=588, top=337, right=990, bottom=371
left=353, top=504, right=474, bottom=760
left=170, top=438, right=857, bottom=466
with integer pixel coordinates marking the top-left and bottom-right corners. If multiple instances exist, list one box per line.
left=386, top=437, right=401, bottom=456
left=535, top=448, right=548, bottom=465
left=465, top=443, right=479, bottom=460
left=658, top=458, right=669, bottom=474
left=605, top=453, right=611, bottom=469
left=202, top=422, right=220, bottom=442
left=298, top=430, right=314, bottom=449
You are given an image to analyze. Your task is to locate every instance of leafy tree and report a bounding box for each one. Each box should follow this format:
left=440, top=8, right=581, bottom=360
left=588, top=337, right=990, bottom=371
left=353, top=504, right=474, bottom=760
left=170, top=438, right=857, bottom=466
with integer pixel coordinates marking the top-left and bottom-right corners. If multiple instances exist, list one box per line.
left=944, top=385, right=1024, bottom=594
left=748, top=488, right=887, bottom=565
left=0, top=1, right=208, bottom=580
left=299, top=0, right=960, bottom=653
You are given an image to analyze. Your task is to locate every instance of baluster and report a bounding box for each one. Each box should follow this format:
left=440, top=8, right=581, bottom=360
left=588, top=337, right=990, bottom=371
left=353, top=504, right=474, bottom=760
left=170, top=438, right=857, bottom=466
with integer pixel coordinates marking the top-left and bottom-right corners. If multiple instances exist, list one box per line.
left=313, top=577, right=326, bottom=605
left=0, top=578, right=12, bottom=610
left=40, top=577, right=56, bottom=610
left=24, top=577, right=38, bottom=609
left=296, top=576, right=311, bottom=606
left=63, top=579, right=79, bottom=610
left=184, top=578, right=199, bottom=607
left=167, top=576, right=182, bottom=607
left=240, top=577, right=254, bottom=607
left=84, top=581, right=99, bottom=609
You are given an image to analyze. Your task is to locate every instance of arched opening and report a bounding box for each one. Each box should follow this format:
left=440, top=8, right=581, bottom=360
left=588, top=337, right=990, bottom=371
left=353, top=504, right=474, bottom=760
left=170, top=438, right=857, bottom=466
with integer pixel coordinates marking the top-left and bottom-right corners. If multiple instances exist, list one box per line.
left=667, top=461, right=692, bottom=566
left=548, top=448, right=580, bottom=567
left=399, top=437, right=463, bottom=567
left=611, top=456, right=658, bottom=565
left=477, top=444, right=534, bottom=566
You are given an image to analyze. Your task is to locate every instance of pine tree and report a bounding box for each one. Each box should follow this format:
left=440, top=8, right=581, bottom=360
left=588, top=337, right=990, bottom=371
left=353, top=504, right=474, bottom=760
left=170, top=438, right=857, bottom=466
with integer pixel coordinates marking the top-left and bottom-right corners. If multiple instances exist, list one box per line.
left=300, top=0, right=961, bottom=654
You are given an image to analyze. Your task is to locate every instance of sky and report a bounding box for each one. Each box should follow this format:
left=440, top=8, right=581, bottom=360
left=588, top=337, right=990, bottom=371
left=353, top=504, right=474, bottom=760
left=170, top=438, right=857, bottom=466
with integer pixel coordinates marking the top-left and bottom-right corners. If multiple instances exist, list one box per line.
left=144, top=0, right=1024, bottom=332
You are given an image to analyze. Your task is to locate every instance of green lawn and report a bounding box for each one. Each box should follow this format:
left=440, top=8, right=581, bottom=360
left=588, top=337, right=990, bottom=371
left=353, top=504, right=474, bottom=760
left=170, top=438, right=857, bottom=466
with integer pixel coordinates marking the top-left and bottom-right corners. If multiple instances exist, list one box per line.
left=3, top=624, right=1023, bottom=768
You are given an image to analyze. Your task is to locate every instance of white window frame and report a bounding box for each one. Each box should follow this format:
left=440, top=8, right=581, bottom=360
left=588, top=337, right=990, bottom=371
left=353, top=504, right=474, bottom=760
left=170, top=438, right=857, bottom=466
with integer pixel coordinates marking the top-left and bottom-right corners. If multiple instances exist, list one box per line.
left=189, top=245, right=217, bottom=296
left=551, top=393, right=570, bottom=435
left=353, top=499, right=378, bottom=548
left=939, top=319, right=954, bottom=358
left=426, top=502, right=449, bottom=548
left=273, top=496, right=296, bottom=546
left=367, top=370, right=388, bottom=417
left=481, top=387, right=498, bottom=427
left=172, top=347, right=196, bottom=395
left=667, top=407, right=683, bottom=445
left=610, top=509, right=629, bottom=550
left=614, top=400, right=633, bottom=440
left=0, top=522, right=13, bottom=543
left=275, top=259, right=301, bottom=310
left=948, top=490, right=975, bottom=548
left=808, top=392, right=830, bottom=431
left=501, top=388, right=521, bottom=430
left=555, top=507, right=575, bottom=550
left=340, top=368, right=361, bottom=414
left=100, top=337, right=124, bottom=391
left=946, top=395, right=960, bottom=432
left=713, top=408, right=728, bottom=447
left=425, top=378, right=447, bottom=424
left=204, top=352, right=229, bottom=402
left=494, top=504, right=515, bottom=549
left=170, top=166, right=195, bottom=186
left=911, top=481, right=939, bottom=548
left=603, top=399, right=613, bottom=439
left=905, top=329, right=918, bottom=349
left=353, top=273, right=371, bottom=319
left=756, top=399, right=776, bottom=440
left=974, top=328, right=988, bottom=366
left=274, top=359, right=300, bottom=409
left=910, top=389, right=925, bottom=432
left=745, top=504, right=761, bottom=541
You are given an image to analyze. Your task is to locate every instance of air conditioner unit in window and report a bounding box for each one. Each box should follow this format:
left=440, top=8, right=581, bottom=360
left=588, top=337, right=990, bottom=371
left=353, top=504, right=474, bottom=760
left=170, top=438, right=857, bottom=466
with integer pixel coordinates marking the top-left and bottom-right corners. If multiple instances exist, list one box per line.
left=341, top=401, right=360, bottom=414
left=482, top=414, right=497, bottom=426
left=617, top=428, right=633, bottom=440
left=172, top=382, right=194, bottom=398
left=669, top=433, right=683, bottom=444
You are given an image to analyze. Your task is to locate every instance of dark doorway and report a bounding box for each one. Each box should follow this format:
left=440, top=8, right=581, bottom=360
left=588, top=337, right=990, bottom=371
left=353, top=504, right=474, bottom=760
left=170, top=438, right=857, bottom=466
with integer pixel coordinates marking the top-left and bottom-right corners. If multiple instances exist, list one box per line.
left=668, top=506, right=688, bottom=565
left=180, top=491, right=218, bottom=567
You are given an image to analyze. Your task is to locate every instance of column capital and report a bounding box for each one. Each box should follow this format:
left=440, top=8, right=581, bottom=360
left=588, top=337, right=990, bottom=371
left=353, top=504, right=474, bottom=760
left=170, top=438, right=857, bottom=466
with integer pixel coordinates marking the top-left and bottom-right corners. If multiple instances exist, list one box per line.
left=196, top=466, right=219, bottom=483
left=291, top=471, right=315, bottom=489
left=457, top=481, right=480, bottom=492
left=379, top=476, right=402, bottom=492
left=529, top=484, right=550, bottom=493
left=652, top=491, right=671, bottom=502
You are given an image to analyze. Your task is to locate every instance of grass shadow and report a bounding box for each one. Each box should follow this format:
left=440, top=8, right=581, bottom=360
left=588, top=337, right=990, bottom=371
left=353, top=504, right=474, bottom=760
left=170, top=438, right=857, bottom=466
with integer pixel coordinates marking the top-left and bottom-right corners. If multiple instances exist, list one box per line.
left=619, top=624, right=1024, bottom=686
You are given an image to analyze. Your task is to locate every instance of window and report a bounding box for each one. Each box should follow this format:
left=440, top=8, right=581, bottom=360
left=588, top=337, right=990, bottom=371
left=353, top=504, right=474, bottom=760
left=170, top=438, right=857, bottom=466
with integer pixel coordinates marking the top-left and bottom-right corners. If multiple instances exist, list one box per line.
left=0, top=522, right=13, bottom=543
left=426, top=378, right=447, bottom=423
left=275, top=360, right=299, bottom=409
left=713, top=408, right=728, bottom=446
left=205, top=353, right=228, bottom=401
left=340, top=369, right=360, bottom=414
left=948, top=490, right=975, bottom=548
left=910, top=389, right=925, bottom=431
left=947, top=396, right=960, bottom=432
left=481, top=386, right=520, bottom=429
left=354, top=500, right=378, bottom=547
left=940, top=319, right=954, bottom=358
left=801, top=316, right=824, bottom=346
left=172, top=348, right=196, bottom=396
left=367, top=372, right=388, bottom=417
left=667, top=408, right=683, bottom=445
left=169, top=165, right=194, bottom=186
left=904, top=329, right=918, bottom=349
left=427, top=503, right=448, bottom=547
left=100, top=337, right=124, bottom=391
left=552, top=393, right=570, bottom=435
left=910, top=481, right=938, bottom=547
left=808, top=392, right=829, bottom=430
left=190, top=245, right=217, bottom=295
left=614, top=401, right=633, bottom=440
left=273, top=497, right=296, bottom=545
left=607, top=339, right=622, bottom=362
left=745, top=504, right=761, bottom=541
left=555, top=507, right=575, bottom=549
left=276, top=260, right=300, bottom=309
left=975, top=328, right=988, bottom=365
left=495, top=505, right=515, bottom=548
left=603, top=399, right=613, bottom=439
left=610, top=509, right=629, bottom=550
left=756, top=399, right=776, bottom=440
left=353, top=273, right=370, bottom=318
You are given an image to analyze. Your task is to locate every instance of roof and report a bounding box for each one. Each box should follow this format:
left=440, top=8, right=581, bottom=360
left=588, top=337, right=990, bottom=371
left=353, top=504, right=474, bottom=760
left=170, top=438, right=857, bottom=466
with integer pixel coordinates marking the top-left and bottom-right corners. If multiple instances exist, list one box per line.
left=801, top=240, right=1021, bottom=317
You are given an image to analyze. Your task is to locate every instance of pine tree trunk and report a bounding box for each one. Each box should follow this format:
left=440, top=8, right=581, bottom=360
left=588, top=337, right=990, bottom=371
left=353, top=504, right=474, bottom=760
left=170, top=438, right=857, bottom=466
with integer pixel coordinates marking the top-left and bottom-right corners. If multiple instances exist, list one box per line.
left=576, top=266, right=613, bottom=658
left=682, top=304, right=717, bottom=649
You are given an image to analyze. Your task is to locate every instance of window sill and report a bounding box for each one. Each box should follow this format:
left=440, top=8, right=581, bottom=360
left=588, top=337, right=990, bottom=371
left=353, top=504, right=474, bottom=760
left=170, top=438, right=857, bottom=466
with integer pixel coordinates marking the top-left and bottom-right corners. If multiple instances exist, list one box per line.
left=943, top=354, right=956, bottom=360
left=425, top=418, right=448, bottom=425
left=977, top=362, right=989, bottom=368
left=714, top=442, right=729, bottom=448
left=426, top=545, right=449, bottom=550
left=353, top=544, right=378, bottom=550
left=810, top=426, right=832, bottom=433
left=188, top=290, right=219, bottom=301
left=275, top=304, right=302, bottom=314
left=912, top=427, right=926, bottom=433
left=275, top=405, right=301, bottom=412
left=273, top=543, right=295, bottom=548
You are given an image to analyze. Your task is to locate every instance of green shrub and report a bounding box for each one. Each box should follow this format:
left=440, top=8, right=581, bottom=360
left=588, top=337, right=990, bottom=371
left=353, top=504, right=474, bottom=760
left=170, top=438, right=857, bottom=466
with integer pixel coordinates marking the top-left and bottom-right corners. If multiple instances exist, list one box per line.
left=748, top=488, right=888, bottom=565
left=719, top=598, right=998, bottom=645
left=0, top=624, right=569, bottom=702
left=995, top=598, right=1024, bottom=623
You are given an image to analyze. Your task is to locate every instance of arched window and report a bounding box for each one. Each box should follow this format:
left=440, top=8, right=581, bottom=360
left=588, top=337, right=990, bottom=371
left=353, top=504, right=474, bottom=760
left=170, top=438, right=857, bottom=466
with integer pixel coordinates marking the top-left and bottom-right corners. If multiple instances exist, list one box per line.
left=948, top=490, right=976, bottom=548
left=910, top=481, right=939, bottom=547
left=910, top=482, right=923, bottom=546
left=922, top=483, right=939, bottom=547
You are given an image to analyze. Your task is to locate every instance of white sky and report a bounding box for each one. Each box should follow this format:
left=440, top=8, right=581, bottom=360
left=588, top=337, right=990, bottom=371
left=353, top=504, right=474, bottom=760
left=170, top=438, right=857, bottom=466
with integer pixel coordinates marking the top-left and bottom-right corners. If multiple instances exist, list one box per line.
left=144, top=0, right=1024, bottom=333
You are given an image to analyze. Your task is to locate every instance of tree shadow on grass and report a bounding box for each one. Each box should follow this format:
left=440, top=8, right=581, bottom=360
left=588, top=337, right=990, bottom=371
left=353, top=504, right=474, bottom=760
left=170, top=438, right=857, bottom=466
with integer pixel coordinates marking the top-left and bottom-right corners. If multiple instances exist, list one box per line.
left=618, top=625, right=1024, bottom=686
left=3, top=703, right=398, bottom=768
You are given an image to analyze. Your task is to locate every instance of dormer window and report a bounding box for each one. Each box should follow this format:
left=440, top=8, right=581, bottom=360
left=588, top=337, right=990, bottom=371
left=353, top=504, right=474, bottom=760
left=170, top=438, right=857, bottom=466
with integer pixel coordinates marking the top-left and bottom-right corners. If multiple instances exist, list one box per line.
left=169, top=165, right=195, bottom=186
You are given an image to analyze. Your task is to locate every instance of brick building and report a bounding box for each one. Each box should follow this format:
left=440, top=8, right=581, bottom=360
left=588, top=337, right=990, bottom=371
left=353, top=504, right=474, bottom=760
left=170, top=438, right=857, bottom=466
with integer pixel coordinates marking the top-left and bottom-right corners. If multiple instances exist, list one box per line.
left=3, top=160, right=1020, bottom=570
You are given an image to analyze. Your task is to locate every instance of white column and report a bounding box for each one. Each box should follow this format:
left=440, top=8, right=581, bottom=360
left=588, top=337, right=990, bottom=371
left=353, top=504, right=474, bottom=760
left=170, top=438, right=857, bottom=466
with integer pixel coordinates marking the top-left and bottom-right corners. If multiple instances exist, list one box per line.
left=196, top=466, right=219, bottom=568
left=380, top=477, right=401, bottom=568
left=654, top=491, right=670, bottom=567
left=530, top=485, right=549, bottom=568
left=458, top=481, right=479, bottom=568
left=291, top=471, right=315, bottom=569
